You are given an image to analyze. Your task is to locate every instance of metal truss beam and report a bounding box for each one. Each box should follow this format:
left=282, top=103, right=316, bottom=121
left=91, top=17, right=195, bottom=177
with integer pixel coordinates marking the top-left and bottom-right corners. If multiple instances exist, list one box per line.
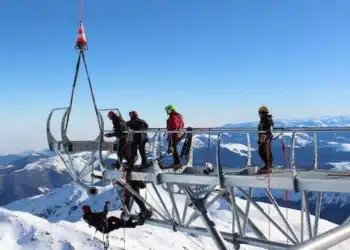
left=290, top=221, right=350, bottom=250
left=146, top=218, right=291, bottom=250
left=46, top=107, right=350, bottom=250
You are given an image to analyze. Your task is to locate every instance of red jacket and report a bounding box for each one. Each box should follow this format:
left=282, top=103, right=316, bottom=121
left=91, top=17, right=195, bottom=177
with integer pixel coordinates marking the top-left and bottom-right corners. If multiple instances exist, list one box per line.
left=167, top=111, right=184, bottom=137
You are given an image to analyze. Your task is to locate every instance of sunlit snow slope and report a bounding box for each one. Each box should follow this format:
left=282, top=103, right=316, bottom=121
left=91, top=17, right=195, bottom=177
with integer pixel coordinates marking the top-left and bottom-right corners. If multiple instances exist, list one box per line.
left=4, top=182, right=350, bottom=250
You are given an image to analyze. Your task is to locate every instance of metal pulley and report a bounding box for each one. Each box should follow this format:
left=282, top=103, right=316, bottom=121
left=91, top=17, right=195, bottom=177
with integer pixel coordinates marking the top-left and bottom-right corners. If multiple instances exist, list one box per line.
left=87, top=186, right=98, bottom=196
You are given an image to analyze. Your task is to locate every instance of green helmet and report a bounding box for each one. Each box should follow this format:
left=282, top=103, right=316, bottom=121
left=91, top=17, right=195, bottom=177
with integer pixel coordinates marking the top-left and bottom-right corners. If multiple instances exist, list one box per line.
left=165, top=104, right=176, bottom=114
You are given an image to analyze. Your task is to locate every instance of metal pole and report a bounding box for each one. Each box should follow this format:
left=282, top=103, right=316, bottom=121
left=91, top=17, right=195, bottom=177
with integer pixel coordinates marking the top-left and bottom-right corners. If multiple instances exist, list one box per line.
left=151, top=183, right=173, bottom=221
left=146, top=218, right=291, bottom=250
left=184, top=188, right=226, bottom=227
left=229, top=187, right=243, bottom=236
left=242, top=188, right=253, bottom=235
left=301, top=191, right=305, bottom=242
left=313, top=133, right=318, bottom=170
left=216, top=132, right=224, bottom=188
left=56, top=150, right=77, bottom=181
left=246, top=133, right=252, bottom=167
left=182, top=195, right=190, bottom=225
left=313, top=192, right=322, bottom=236
left=238, top=236, right=292, bottom=250
left=167, top=184, right=182, bottom=226
left=265, top=189, right=299, bottom=243
left=237, top=187, right=297, bottom=244
left=120, top=180, right=172, bottom=222
left=185, top=187, right=228, bottom=250
left=289, top=221, right=350, bottom=250
left=291, top=132, right=297, bottom=177
left=222, top=194, right=268, bottom=240
left=303, top=191, right=313, bottom=239
left=236, top=205, right=268, bottom=240
left=113, top=183, right=130, bottom=215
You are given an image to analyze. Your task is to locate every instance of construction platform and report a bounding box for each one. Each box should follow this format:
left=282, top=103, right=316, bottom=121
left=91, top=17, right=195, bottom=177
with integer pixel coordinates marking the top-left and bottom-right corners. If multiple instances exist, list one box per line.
left=46, top=107, right=350, bottom=250
left=103, top=167, right=350, bottom=193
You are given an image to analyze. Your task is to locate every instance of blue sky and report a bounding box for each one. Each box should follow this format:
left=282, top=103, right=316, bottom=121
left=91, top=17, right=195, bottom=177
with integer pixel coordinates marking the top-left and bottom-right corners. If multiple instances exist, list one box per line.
left=1, top=0, right=350, bottom=154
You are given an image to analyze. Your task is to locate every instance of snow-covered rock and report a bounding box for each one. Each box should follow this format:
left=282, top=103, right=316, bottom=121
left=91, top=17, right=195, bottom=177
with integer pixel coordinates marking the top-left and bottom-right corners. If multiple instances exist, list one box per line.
left=0, top=207, right=109, bottom=250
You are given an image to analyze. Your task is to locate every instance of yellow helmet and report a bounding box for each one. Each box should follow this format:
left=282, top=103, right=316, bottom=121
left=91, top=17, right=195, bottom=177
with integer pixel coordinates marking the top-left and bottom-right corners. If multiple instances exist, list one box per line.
left=258, top=106, right=269, bottom=113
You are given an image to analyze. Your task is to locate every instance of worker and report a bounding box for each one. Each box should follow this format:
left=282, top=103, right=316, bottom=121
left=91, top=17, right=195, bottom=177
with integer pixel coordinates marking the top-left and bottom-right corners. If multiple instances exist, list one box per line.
left=90, top=173, right=152, bottom=219
left=82, top=201, right=144, bottom=234
left=104, top=111, right=130, bottom=169
left=257, top=105, right=274, bottom=174
left=165, top=105, right=185, bottom=170
left=126, top=111, right=149, bottom=167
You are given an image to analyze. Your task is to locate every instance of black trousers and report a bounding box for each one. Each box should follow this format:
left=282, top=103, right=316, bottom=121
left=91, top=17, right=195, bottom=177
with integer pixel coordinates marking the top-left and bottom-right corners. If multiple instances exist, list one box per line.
left=116, top=137, right=134, bottom=168
left=130, top=140, right=147, bottom=166
left=169, top=136, right=181, bottom=165
left=258, top=140, right=273, bottom=167
left=103, top=216, right=136, bottom=233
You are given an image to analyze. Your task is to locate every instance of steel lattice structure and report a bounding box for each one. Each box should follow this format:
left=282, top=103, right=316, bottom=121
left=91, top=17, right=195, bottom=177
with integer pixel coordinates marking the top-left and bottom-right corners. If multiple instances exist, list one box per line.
left=46, top=107, right=350, bottom=250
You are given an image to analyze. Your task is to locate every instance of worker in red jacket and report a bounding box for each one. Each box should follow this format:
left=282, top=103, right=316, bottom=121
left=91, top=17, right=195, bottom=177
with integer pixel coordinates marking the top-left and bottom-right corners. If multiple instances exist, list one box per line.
left=165, top=105, right=185, bottom=168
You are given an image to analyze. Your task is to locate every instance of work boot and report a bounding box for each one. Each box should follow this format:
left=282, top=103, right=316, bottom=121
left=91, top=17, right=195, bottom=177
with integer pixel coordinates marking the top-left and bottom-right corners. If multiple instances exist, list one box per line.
left=140, top=209, right=153, bottom=219
left=172, top=164, right=182, bottom=171
left=257, top=166, right=272, bottom=174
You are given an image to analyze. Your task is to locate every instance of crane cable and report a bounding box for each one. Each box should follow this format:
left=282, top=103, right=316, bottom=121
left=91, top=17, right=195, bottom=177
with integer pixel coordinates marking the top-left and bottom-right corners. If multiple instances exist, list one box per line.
left=64, top=0, right=103, bottom=137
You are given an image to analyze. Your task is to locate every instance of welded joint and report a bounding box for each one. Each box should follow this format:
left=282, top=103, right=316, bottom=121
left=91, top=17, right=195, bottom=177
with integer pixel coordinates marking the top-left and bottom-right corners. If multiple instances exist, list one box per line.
left=232, top=233, right=241, bottom=250
left=185, top=187, right=217, bottom=227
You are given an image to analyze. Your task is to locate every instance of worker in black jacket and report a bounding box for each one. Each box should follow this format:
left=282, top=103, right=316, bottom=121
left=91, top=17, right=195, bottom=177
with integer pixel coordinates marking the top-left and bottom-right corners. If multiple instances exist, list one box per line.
left=90, top=173, right=152, bottom=219
left=126, top=111, right=149, bottom=167
left=82, top=201, right=144, bottom=234
left=257, top=106, right=274, bottom=173
left=105, top=111, right=131, bottom=169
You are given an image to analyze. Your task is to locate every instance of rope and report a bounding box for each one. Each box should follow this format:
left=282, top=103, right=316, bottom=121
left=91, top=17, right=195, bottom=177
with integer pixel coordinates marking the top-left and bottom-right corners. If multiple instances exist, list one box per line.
left=64, top=52, right=82, bottom=133
left=176, top=227, right=206, bottom=250
left=81, top=51, right=103, bottom=134
left=79, top=0, right=84, bottom=22
left=64, top=53, right=102, bottom=136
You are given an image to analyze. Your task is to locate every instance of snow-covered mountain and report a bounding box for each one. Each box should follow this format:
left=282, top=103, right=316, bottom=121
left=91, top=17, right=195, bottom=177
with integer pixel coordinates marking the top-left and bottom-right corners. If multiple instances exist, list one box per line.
left=0, top=208, right=108, bottom=250
left=0, top=152, right=79, bottom=206
left=4, top=182, right=350, bottom=250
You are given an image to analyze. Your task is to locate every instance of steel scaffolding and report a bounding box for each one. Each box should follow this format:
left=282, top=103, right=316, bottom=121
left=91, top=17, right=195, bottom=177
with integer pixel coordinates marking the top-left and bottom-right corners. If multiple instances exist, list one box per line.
left=46, top=108, right=350, bottom=249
